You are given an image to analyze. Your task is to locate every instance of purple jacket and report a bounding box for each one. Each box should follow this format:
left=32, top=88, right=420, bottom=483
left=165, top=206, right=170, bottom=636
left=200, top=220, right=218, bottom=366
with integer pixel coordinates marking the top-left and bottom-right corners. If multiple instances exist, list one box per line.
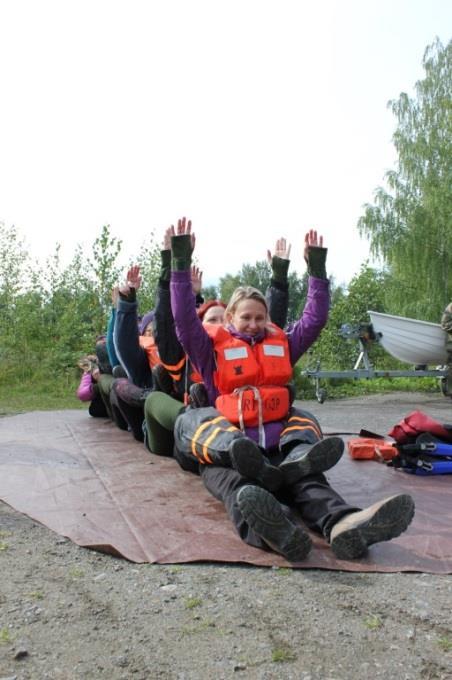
left=171, top=271, right=330, bottom=448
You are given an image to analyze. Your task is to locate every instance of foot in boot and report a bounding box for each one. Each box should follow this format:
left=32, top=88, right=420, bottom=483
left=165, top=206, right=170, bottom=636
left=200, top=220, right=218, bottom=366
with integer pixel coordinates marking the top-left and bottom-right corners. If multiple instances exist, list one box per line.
left=188, top=383, right=209, bottom=408
left=329, top=494, right=415, bottom=560
left=229, top=438, right=282, bottom=492
left=237, top=485, right=312, bottom=562
left=279, top=437, right=344, bottom=485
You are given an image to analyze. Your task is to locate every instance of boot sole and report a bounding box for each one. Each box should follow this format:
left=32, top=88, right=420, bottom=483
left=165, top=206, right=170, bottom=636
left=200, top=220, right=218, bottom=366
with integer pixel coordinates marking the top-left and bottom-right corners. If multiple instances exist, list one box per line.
left=237, top=485, right=312, bottom=562
left=330, top=494, right=415, bottom=560
left=230, top=439, right=282, bottom=492
left=280, top=437, right=344, bottom=485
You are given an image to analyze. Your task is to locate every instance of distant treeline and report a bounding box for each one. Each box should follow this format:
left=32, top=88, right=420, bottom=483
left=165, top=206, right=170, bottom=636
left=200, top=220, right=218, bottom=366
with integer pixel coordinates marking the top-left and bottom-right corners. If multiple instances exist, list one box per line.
left=0, top=221, right=398, bottom=391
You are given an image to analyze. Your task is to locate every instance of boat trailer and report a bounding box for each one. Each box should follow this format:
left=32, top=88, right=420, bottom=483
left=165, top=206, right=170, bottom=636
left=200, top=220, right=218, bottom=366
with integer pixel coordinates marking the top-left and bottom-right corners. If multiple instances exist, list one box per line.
left=302, top=323, right=451, bottom=403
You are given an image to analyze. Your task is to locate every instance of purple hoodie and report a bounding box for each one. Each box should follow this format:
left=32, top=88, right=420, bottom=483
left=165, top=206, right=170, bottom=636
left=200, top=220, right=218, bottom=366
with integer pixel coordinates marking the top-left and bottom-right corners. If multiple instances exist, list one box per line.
left=170, top=271, right=330, bottom=448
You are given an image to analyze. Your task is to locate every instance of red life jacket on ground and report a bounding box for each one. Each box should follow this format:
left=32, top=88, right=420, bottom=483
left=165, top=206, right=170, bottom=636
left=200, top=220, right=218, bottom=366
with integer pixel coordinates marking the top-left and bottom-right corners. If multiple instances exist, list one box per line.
left=206, top=323, right=293, bottom=428
left=388, top=411, right=452, bottom=444
left=138, top=336, right=161, bottom=370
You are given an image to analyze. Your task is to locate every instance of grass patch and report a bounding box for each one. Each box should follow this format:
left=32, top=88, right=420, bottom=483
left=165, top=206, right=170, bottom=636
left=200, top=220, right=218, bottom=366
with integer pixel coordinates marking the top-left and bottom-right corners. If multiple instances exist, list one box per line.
left=0, top=542, right=9, bottom=551
left=0, top=627, right=13, bottom=644
left=275, top=567, right=292, bottom=576
left=69, top=567, right=85, bottom=579
left=437, top=636, right=452, bottom=652
left=181, top=619, right=218, bottom=636
left=27, top=591, right=44, bottom=600
left=0, top=378, right=84, bottom=416
left=271, top=645, right=296, bottom=663
left=184, top=597, right=202, bottom=609
left=364, top=615, right=383, bottom=630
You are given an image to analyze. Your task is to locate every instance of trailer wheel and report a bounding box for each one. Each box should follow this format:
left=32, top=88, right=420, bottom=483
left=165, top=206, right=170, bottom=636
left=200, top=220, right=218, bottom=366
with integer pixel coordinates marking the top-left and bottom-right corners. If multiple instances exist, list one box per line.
left=440, top=377, right=452, bottom=398
left=317, top=388, right=326, bottom=404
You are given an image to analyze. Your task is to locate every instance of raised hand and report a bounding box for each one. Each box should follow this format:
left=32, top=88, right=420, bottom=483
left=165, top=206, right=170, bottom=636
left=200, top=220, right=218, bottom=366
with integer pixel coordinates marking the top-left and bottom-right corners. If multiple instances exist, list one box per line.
left=163, top=226, right=173, bottom=251
left=119, top=265, right=142, bottom=297
left=191, top=265, right=203, bottom=295
left=304, top=229, right=324, bottom=262
left=126, top=265, right=142, bottom=291
left=172, top=216, right=196, bottom=252
left=267, top=237, right=292, bottom=264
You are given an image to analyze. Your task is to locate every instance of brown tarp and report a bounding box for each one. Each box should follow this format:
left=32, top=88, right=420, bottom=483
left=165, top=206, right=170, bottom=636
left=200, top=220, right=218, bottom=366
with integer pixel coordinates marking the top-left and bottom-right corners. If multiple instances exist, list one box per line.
left=0, top=409, right=451, bottom=572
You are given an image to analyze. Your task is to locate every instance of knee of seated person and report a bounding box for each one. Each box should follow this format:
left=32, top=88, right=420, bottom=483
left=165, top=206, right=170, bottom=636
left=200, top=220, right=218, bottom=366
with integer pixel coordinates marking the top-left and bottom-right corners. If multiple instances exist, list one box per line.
left=144, top=390, right=160, bottom=410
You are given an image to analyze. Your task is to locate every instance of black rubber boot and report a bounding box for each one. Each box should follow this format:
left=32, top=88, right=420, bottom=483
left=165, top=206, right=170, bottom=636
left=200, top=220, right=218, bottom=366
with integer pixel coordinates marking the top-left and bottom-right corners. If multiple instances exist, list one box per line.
left=279, top=437, right=344, bottom=486
left=229, top=438, right=283, bottom=492
left=237, top=485, right=312, bottom=562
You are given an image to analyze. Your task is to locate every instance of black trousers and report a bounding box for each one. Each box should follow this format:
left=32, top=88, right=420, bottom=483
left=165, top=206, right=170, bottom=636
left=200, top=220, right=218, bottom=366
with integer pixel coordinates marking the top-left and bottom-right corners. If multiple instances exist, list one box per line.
left=174, top=406, right=360, bottom=549
left=201, top=465, right=360, bottom=549
left=110, top=378, right=148, bottom=441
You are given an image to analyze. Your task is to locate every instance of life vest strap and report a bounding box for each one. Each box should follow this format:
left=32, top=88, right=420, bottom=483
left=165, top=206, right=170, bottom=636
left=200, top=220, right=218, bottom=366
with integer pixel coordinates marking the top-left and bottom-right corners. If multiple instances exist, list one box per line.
left=235, top=385, right=265, bottom=448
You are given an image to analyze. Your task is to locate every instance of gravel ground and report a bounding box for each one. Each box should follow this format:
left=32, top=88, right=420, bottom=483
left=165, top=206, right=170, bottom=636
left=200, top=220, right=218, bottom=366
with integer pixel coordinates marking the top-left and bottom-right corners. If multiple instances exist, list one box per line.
left=1, top=393, right=452, bottom=680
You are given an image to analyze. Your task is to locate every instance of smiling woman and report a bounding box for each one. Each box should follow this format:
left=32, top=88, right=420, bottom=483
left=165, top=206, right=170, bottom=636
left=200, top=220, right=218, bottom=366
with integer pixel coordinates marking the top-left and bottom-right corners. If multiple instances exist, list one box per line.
left=225, top=287, right=268, bottom=337
left=169, top=217, right=415, bottom=564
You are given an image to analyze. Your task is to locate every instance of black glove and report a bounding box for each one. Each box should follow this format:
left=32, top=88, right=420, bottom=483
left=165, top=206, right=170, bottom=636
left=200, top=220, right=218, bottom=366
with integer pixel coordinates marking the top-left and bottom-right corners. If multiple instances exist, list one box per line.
left=171, top=234, right=193, bottom=271
left=160, top=249, right=171, bottom=282
left=118, top=287, right=136, bottom=302
left=271, top=255, right=290, bottom=286
left=306, top=246, right=328, bottom=279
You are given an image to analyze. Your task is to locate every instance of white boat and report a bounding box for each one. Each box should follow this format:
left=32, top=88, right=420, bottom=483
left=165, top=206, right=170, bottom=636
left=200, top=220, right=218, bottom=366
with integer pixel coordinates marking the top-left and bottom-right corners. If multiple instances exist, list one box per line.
left=368, top=310, right=448, bottom=366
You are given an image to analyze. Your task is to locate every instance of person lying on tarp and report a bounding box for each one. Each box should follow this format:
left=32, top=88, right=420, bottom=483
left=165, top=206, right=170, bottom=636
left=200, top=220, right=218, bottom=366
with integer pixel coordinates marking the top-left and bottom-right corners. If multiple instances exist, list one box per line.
left=144, top=303, right=227, bottom=470
left=143, top=226, right=293, bottom=469
left=169, top=217, right=415, bottom=563
left=76, top=335, right=116, bottom=418
left=141, top=225, right=225, bottom=472
left=112, top=230, right=216, bottom=447
left=110, top=265, right=161, bottom=442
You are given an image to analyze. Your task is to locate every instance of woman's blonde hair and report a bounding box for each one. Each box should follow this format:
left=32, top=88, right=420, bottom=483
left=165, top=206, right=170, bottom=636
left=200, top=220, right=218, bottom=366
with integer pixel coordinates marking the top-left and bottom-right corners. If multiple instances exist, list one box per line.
left=225, top=286, right=268, bottom=319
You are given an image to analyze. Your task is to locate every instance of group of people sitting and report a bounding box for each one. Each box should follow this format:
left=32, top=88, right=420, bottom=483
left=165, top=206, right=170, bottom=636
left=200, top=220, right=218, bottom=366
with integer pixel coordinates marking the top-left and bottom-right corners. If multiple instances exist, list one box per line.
left=77, top=218, right=415, bottom=563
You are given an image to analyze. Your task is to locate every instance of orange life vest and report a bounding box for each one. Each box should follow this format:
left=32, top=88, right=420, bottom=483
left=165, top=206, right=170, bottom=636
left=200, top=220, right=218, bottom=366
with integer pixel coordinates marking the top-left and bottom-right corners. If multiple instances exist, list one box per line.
left=207, top=324, right=293, bottom=428
left=139, top=336, right=161, bottom=369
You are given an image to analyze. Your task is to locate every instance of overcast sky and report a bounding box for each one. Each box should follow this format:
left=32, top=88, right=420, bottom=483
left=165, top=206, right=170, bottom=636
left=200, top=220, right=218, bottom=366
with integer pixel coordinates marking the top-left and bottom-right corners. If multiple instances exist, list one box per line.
left=0, top=0, right=450, bottom=287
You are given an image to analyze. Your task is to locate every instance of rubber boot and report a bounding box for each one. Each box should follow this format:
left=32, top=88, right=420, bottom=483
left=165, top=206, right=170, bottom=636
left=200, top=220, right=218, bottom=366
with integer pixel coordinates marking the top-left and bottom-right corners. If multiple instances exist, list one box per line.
left=229, top=438, right=283, bottom=492
left=237, top=485, right=312, bottom=562
left=279, top=437, right=344, bottom=486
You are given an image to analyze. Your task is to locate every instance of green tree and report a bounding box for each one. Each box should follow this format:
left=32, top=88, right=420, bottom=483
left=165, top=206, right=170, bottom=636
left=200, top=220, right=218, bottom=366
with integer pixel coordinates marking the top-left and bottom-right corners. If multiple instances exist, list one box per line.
left=0, top=223, right=31, bottom=380
left=0, top=222, right=28, bottom=305
left=202, top=284, right=219, bottom=300
left=358, top=38, right=452, bottom=321
left=90, top=224, right=122, bottom=326
left=133, top=232, right=161, bottom=314
left=218, top=272, right=242, bottom=303
left=218, top=260, right=308, bottom=322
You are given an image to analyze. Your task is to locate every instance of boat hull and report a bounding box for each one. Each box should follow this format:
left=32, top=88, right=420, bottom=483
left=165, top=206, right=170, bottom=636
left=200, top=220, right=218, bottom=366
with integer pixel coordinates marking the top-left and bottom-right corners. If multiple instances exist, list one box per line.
left=368, top=311, right=448, bottom=365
